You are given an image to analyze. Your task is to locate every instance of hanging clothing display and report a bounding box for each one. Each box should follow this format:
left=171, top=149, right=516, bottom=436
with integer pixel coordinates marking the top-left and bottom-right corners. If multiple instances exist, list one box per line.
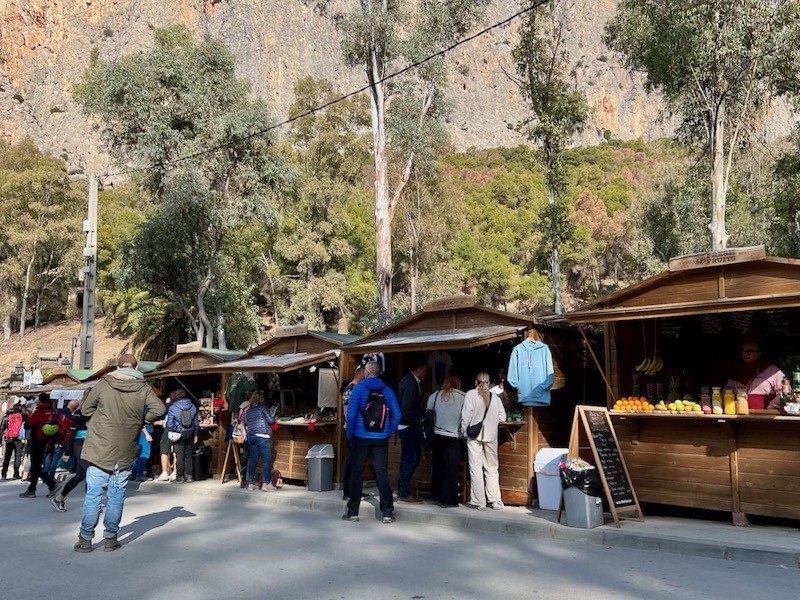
left=507, top=339, right=554, bottom=406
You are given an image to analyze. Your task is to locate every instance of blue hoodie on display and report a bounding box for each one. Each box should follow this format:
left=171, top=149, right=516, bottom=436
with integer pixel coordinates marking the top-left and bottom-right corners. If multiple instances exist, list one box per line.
left=507, top=340, right=554, bottom=407
left=345, top=377, right=401, bottom=441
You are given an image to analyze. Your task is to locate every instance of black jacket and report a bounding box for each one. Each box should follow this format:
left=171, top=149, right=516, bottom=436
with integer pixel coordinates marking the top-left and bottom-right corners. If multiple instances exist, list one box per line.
left=398, top=372, right=424, bottom=428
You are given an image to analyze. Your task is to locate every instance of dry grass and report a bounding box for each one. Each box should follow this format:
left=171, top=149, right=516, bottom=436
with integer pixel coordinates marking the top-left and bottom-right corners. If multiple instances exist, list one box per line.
left=0, top=316, right=131, bottom=379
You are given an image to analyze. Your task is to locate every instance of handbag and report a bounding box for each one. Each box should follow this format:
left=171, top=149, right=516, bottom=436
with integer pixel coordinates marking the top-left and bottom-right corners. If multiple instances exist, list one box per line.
left=232, top=420, right=247, bottom=445
left=466, top=397, right=493, bottom=440
left=421, top=391, right=440, bottom=458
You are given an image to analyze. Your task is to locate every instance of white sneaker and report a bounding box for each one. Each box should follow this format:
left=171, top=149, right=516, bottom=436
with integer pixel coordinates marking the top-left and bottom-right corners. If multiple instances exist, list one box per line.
left=490, top=501, right=504, bottom=510
left=246, top=484, right=256, bottom=491
left=169, top=471, right=177, bottom=481
left=155, top=472, right=170, bottom=482
left=262, top=483, right=276, bottom=492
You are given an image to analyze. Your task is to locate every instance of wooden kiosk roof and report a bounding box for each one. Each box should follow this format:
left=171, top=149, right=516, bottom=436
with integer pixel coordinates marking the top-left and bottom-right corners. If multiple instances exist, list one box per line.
left=204, top=325, right=359, bottom=374
left=567, top=247, right=800, bottom=323
left=146, top=343, right=247, bottom=379
left=343, top=296, right=534, bottom=354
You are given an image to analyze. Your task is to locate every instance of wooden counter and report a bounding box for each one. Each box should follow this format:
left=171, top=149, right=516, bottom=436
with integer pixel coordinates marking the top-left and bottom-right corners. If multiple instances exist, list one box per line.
left=271, top=420, right=338, bottom=483
left=612, top=413, right=800, bottom=522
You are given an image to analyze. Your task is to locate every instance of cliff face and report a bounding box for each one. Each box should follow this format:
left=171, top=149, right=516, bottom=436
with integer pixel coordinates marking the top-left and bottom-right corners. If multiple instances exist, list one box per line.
left=0, top=0, right=793, bottom=174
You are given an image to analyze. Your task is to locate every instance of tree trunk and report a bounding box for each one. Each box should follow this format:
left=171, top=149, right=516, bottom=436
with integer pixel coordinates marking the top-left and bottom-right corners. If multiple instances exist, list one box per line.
left=370, top=49, right=391, bottom=319
left=410, top=248, right=418, bottom=314
left=216, top=298, right=227, bottom=350
left=197, top=272, right=214, bottom=348
left=19, top=249, right=35, bottom=339
left=34, top=291, right=42, bottom=328
left=709, top=98, right=728, bottom=251
left=2, top=314, right=10, bottom=341
left=546, top=152, right=563, bottom=315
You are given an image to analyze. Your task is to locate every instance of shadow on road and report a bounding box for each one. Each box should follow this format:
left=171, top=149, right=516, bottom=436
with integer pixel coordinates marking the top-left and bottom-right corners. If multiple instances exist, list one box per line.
left=118, top=505, right=195, bottom=544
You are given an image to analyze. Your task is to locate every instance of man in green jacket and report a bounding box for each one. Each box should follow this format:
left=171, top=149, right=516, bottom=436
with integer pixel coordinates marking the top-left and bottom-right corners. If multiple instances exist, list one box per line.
left=74, top=353, right=166, bottom=553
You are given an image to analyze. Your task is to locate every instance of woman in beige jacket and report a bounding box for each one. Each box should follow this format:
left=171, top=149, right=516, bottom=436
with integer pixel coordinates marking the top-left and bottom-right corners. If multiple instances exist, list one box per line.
left=461, top=371, right=507, bottom=510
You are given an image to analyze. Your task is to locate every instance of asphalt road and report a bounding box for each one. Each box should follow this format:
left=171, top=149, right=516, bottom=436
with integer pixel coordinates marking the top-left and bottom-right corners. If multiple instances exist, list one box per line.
left=2, top=479, right=799, bottom=600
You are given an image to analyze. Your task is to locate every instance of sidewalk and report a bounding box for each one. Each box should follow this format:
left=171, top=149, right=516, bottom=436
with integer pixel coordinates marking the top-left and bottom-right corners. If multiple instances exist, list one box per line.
left=139, top=476, right=800, bottom=568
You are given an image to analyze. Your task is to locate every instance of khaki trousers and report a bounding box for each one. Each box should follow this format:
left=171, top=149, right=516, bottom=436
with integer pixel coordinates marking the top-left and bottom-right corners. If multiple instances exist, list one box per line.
left=466, top=438, right=500, bottom=507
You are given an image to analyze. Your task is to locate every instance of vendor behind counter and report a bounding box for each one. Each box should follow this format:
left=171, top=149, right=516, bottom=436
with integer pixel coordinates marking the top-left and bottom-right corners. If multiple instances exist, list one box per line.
left=726, top=340, right=783, bottom=409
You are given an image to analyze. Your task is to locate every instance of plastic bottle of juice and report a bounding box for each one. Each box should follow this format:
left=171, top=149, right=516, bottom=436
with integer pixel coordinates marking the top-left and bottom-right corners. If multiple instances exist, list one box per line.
left=700, top=387, right=712, bottom=414
left=723, top=387, right=736, bottom=415
left=736, top=391, right=749, bottom=415
left=711, top=386, right=723, bottom=415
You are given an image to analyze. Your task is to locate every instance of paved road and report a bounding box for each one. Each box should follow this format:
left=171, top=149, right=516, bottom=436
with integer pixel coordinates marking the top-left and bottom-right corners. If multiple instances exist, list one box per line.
left=2, top=480, right=799, bottom=600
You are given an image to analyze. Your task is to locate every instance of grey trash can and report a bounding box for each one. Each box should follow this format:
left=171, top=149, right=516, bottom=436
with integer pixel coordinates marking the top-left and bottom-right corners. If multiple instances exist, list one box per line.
left=564, top=486, right=604, bottom=528
left=306, top=444, right=335, bottom=491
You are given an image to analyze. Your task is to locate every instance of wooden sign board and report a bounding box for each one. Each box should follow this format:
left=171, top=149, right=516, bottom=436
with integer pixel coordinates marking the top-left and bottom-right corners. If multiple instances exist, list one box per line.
left=564, top=405, right=643, bottom=527
left=668, top=245, right=765, bottom=272
left=423, top=295, right=476, bottom=312
left=274, top=324, right=308, bottom=338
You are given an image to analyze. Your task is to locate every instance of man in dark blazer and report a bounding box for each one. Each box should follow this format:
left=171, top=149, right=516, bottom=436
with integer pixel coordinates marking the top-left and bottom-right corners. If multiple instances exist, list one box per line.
left=396, top=357, right=428, bottom=502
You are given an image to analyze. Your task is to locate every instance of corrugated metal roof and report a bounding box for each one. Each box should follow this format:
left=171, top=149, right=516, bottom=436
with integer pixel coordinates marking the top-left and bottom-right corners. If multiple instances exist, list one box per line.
left=346, top=325, right=526, bottom=352
left=205, top=351, right=337, bottom=374
left=310, top=330, right=360, bottom=345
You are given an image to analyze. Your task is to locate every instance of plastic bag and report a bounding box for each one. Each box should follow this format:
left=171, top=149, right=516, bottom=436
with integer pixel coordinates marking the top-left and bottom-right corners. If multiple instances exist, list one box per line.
left=559, top=462, right=603, bottom=498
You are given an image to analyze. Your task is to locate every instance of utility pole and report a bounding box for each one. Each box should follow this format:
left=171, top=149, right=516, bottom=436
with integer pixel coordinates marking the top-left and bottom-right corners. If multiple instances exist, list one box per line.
left=79, top=174, right=98, bottom=370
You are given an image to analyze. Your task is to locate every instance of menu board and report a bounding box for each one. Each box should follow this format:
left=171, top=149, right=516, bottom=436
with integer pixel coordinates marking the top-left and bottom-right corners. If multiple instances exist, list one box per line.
left=566, top=406, right=643, bottom=526
left=584, top=410, right=635, bottom=509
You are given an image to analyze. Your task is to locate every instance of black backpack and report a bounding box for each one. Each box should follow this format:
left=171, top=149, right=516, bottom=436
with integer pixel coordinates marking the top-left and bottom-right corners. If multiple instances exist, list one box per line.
left=361, top=389, right=388, bottom=431
left=179, top=407, right=193, bottom=430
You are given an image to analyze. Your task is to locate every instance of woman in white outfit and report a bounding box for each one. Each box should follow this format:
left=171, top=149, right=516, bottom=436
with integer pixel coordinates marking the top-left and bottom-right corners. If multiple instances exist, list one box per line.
left=461, top=371, right=507, bottom=510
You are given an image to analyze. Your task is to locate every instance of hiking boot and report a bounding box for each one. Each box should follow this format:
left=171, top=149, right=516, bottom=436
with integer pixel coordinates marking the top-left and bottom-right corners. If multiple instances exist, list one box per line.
left=74, top=537, right=92, bottom=553
left=19, top=490, right=35, bottom=498
left=51, top=498, right=67, bottom=512
left=103, top=537, right=121, bottom=552
left=341, top=514, right=359, bottom=522
left=46, top=484, right=62, bottom=499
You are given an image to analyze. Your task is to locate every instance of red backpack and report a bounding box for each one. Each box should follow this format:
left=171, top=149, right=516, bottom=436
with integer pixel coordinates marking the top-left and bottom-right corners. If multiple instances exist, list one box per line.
left=4, top=413, right=22, bottom=438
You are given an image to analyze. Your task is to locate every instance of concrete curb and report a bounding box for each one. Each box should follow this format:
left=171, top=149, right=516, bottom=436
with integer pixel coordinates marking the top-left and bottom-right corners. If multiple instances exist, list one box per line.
left=138, top=480, right=800, bottom=568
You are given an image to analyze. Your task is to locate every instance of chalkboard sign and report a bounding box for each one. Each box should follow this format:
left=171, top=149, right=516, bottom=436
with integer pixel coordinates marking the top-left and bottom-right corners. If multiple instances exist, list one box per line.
left=565, top=406, right=643, bottom=526
left=584, top=410, right=635, bottom=509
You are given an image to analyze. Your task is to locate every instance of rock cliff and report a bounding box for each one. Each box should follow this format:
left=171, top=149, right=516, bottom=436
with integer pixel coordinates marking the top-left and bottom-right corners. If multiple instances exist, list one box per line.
left=0, top=0, right=794, bottom=175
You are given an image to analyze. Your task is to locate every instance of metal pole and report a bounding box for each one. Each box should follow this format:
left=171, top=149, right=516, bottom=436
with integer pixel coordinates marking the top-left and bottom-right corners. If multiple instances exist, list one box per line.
left=79, top=175, right=98, bottom=370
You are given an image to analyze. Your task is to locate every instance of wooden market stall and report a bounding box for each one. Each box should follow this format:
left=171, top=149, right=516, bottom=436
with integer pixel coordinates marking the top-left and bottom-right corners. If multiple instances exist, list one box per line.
left=204, top=326, right=359, bottom=484
left=341, top=296, right=602, bottom=506
left=145, top=343, right=247, bottom=475
left=567, top=247, right=800, bottom=524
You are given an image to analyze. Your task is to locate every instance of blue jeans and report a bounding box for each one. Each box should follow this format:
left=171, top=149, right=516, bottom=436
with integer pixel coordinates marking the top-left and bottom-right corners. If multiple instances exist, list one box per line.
left=397, top=427, right=421, bottom=498
left=45, top=445, right=65, bottom=477
left=80, top=464, right=131, bottom=540
left=246, top=434, right=272, bottom=485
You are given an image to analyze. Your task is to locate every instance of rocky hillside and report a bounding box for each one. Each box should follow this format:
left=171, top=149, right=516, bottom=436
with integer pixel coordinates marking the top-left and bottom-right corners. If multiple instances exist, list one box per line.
left=0, top=0, right=795, bottom=175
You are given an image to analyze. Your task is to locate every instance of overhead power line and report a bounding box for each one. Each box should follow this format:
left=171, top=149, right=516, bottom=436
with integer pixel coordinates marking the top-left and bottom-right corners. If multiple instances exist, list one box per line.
left=2, top=0, right=550, bottom=201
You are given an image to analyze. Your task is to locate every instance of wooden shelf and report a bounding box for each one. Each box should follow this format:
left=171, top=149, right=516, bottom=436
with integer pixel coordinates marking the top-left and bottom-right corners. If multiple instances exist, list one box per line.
left=610, top=411, right=800, bottom=423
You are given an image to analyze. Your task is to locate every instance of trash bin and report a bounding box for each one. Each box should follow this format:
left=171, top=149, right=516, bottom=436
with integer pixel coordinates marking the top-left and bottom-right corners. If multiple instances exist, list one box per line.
left=193, top=445, right=212, bottom=481
left=563, top=487, right=604, bottom=528
left=533, top=448, right=567, bottom=510
left=306, top=444, right=335, bottom=491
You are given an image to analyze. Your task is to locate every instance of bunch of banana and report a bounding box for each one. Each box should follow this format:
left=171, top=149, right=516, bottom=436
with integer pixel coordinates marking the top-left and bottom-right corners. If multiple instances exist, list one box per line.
left=634, top=355, right=663, bottom=376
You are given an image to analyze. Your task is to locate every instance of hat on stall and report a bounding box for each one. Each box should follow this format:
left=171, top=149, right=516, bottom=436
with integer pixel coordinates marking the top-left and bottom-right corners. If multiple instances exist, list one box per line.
left=117, top=353, right=138, bottom=369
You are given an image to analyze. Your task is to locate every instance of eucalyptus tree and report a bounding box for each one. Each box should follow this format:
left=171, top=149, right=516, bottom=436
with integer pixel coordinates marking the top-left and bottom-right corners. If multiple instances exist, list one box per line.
left=0, top=139, right=83, bottom=339
left=305, top=1, right=488, bottom=318
left=511, top=1, right=588, bottom=314
left=75, top=26, right=293, bottom=348
left=606, top=0, right=800, bottom=251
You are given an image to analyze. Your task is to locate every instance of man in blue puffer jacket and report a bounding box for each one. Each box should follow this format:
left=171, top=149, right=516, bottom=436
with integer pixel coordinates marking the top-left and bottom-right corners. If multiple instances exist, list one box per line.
left=344, top=360, right=400, bottom=523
